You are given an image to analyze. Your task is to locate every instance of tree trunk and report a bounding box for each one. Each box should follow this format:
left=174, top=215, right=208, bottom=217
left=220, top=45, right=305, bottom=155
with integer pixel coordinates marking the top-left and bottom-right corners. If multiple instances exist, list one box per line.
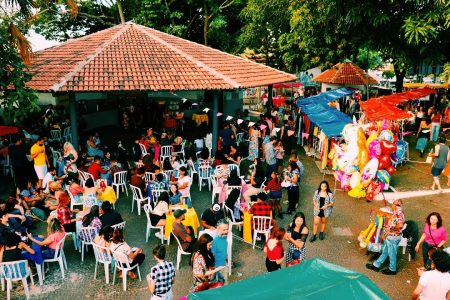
left=394, top=64, right=406, bottom=93
left=203, top=3, right=210, bottom=46
left=117, top=0, right=125, bottom=24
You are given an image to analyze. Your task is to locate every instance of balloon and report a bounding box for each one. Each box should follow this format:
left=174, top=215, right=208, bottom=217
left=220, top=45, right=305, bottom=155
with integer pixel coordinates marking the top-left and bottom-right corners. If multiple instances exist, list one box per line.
left=358, top=149, right=369, bottom=172
left=334, top=170, right=344, bottom=181
left=386, top=165, right=396, bottom=175
left=348, top=183, right=366, bottom=198
left=366, top=133, right=378, bottom=148
left=366, top=181, right=382, bottom=201
left=361, top=158, right=379, bottom=182
left=340, top=174, right=352, bottom=191
left=357, top=128, right=367, bottom=149
left=380, top=139, right=397, bottom=155
left=376, top=170, right=391, bottom=184
left=379, top=130, right=393, bottom=142
left=396, top=140, right=406, bottom=160
left=368, top=140, right=382, bottom=159
left=350, top=172, right=362, bottom=189
left=378, top=155, right=391, bottom=170
left=344, top=164, right=359, bottom=174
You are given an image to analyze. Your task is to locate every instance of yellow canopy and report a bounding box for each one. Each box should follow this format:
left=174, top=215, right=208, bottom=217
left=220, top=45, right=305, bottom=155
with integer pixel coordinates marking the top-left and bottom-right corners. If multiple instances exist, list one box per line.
left=403, top=83, right=449, bottom=89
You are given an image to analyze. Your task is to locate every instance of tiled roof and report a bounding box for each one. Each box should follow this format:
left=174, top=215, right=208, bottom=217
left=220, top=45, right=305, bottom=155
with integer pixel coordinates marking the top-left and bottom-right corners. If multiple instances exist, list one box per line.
left=313, top=62, right=378, bottom=85
left=27, top=22, right=296, bottom=92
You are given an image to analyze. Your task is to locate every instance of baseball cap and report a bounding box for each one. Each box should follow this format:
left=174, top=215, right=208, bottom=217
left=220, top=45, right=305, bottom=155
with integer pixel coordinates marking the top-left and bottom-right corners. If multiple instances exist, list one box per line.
left=173, top=209, right=187, bottom=219
left=212, top=204, right=221, bottom=212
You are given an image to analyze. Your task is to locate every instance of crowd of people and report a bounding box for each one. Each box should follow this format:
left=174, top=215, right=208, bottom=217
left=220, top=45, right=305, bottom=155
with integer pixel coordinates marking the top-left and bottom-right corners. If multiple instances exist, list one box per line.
left=0, top=91, right=449, bottom=300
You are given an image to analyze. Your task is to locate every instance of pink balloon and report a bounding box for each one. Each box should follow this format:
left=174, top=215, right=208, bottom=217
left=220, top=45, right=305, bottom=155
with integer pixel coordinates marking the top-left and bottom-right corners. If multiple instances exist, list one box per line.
left=368, top=140, right=382, bottom=159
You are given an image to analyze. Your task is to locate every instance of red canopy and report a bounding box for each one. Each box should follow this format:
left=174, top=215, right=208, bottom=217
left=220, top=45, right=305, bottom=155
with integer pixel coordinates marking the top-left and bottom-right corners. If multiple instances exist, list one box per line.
left=361, top=87, right=436, bottom=121
left=273, top=82, right=303, bottom=88
left=0, top=126, right=19, bottom=136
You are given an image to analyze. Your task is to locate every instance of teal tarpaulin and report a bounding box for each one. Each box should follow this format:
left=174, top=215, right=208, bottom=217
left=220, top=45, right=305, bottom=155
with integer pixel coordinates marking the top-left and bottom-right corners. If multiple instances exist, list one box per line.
left=188, top=258, right=390, bottom=300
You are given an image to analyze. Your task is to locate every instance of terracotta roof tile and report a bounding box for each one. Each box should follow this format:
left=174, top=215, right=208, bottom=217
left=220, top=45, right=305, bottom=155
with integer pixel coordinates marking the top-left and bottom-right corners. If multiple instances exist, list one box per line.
left=27, top=22, right=295, bottom=92
left=313, top=62, right=378, bottom=85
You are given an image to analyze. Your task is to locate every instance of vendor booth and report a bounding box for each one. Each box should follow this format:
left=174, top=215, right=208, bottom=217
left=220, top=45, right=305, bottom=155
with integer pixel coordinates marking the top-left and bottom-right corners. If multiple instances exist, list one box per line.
left=188, top=258, right=389, bottom=300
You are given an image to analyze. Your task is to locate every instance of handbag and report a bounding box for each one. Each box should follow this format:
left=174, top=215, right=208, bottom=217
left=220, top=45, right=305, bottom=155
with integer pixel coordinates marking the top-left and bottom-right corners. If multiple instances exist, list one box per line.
left=428, top=226, right=443, bottom=250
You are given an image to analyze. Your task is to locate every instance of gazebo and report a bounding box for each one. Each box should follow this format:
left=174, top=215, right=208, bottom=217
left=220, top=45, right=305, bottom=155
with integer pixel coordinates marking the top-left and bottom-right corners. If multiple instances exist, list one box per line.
left=27, top=22, right=296, bottom=150
left=313, top=61, right=378, bottom=94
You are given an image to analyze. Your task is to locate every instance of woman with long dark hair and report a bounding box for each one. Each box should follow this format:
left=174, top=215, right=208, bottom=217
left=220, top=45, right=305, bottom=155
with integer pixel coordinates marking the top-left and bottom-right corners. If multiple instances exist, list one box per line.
left=109, top=228, right=145, bottom=279
left=79, top=205, right=102, bottom=242
left=310, top=180, right=334, bottom=242
left=415, top=212, right=447, bottom=268
left=264, top=227, right=286, bottom=272
left=285, top=212, right=309, bottom=266
left=190, top=233, right=224, bottom=292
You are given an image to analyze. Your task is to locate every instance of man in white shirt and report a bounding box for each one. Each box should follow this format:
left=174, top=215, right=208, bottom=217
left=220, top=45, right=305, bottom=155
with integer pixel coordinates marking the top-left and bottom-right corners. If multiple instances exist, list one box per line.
left=42, top=166, right=58, bottom=193
left=412, top=250, right=450, bottom=300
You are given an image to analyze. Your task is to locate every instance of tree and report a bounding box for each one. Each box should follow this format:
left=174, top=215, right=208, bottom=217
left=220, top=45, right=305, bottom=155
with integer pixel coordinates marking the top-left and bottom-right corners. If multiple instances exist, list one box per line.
left=0, top=23, right=39, bottom=123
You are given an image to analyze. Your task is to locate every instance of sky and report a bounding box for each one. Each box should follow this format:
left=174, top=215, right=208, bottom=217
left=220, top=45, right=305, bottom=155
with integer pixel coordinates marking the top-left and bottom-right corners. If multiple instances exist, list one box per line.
left=28, top=29, right=60, bottom=52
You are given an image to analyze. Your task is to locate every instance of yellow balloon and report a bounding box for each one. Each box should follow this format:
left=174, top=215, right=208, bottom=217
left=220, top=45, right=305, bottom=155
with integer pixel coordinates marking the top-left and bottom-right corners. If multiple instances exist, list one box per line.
left=350, top=172, right=362, bottom=189
left=348, top=183, right=366, bottom=198
left=366, top=133, right=378, bottom=148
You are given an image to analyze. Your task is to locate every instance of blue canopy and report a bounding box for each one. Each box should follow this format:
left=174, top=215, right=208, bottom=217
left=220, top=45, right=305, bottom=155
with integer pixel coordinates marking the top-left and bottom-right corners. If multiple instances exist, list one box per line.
left=297, top=88, right=353, bottom=137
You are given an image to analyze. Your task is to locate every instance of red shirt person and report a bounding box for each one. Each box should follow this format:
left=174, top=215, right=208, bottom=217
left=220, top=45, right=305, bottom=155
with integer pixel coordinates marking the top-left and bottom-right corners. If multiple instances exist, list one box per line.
left=88, top=156, right=107, bottom=180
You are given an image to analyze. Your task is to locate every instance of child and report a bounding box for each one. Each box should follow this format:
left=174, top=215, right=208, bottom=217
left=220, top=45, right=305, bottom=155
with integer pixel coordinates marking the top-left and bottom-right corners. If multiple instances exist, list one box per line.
left=264, top=171, right=283, bottom=219
left=275, top=141, right=285, bottom=172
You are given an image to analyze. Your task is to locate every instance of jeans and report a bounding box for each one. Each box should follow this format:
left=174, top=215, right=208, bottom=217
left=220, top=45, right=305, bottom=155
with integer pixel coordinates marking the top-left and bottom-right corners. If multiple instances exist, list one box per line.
left=431, top=123, right=440, bottom=141
left=373, top=235, right=402, bottom=271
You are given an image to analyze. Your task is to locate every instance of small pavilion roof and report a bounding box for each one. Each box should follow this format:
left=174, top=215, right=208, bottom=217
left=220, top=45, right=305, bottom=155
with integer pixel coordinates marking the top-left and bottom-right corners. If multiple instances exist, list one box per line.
left=27, top=22, right=296, bottom=92
left=313, top=61, right=378, bottom=85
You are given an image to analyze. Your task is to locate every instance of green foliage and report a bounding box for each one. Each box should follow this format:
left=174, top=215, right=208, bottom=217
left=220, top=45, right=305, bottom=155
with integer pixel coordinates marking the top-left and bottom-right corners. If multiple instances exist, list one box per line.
left=0, top=23, right=39, bottom=124
left=382, top=70, right=395, bottom=79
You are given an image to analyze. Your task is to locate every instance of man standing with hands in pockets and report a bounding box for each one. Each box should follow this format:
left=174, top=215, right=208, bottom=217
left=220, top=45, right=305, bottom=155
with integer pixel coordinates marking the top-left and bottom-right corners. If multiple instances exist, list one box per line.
left=147, top=245, right=176, bottom=300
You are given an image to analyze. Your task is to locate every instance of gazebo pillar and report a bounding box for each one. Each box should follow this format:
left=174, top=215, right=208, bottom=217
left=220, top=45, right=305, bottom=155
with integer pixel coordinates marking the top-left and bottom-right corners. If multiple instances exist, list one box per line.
left=69, top=93, right=79, bottom=151
left=212, top=91, right=219, bottom=154
left=267, top=84, right=273, bottom=108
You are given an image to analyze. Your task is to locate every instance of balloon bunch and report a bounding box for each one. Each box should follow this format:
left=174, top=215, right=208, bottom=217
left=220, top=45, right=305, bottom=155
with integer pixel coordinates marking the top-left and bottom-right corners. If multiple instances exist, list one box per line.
left=332, top=120, right=401, bottom=201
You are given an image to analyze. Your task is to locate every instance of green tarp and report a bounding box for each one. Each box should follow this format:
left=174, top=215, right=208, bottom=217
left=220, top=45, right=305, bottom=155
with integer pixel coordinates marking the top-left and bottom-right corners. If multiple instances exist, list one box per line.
left=188, top=258, right=390, bottom=300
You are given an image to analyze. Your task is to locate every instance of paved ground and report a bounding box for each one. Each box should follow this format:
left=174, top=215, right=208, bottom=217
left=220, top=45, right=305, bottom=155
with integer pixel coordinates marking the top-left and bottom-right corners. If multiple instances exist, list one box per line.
left=2, top=134, right=449, bottom=300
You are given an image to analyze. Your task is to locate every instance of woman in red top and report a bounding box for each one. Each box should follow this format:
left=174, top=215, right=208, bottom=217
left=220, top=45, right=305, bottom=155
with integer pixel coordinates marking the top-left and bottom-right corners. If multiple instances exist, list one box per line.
left=264, top=227, right=286, bottom=272
left=264, top=171, right=283, bottom=219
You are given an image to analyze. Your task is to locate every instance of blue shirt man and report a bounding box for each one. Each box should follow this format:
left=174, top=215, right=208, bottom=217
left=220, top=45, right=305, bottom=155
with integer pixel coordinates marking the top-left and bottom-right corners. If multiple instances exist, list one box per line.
left=211, top=220, right=229, bottom=268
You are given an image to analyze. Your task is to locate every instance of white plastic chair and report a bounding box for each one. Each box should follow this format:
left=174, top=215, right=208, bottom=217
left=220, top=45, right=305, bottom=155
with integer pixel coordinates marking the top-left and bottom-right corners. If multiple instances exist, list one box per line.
left=210, top=176, right=222, bottom=204
left=399, top=223, right=411, bottom=261
left=92, top=243, right=114, bottom=284
left=160, top=145, right=172, bottom=163
left=2, top=155, right=13, bottom=177
left=63, top=126, right=72, bottom=142
left=111, top=221, right=126, bottom=231
left=111, top=250, right=142, bottom=291
left=112, top=171, right=128, bottom=200
left=143, top=204, right=164, bottom=244
left=144, top=172, right=156, bottom=183
left=252, top=216, right=272, bottom=249
left=188, top=160, right=198, bottom=182
left=151, top=189, right=167, bottom=205
left=235, top=132, right=244, bottom=146
left=172, top=139, right=186, bottom=159
left=138, top=143, right=148, bottom=158
left=39, top=235, right=67, bottom=281
left=172, top=231, right=191, bottom=270
left=163, top=170, right=173, bottom=181
left=130, top=185, right=149, bottom=215
left=135, top=161, right=144, bottom=169
left=79, top=226, right=98, bottom=262
left=79, top=170, right=94, bottom=187
left=198, top=166, right=212, bottom=191
left=50, top=148, right=61, bottom=168
left=226, top=185, right=242, bottom=198
left=66, top=187, right=83, bottom=212
left=228, top=164, right=240, bottom=176
left=50, top=129, right=63, bottom=142
left=0, top=260, right=34, bottom=300
left=224, top=204, right=243, bottom=232
left=205, top=133, right=212, bottom=155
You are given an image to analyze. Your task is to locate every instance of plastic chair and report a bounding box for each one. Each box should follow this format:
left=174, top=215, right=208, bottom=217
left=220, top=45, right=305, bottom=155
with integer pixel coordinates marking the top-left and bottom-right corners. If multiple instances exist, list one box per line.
left=79, top=226, right=98, bottom=262
left=66, top=187, right=83, bottom=212
left=111, top=221, right=126, bottom=231
left=399, top=223, right=411, bottom=261
left=135, top=161, right=144, bottom=169
left=235, top=132, right=244, bottom=146
left=50, top=129, right=62, bottom=142
left=210, top=176, right=221, bottom=204
left=50, top=148, right=61, bottom=169
left=163, top=170, right=173, bottom=181
left=226, top=185, right=242, bottom=199
left=63, top=126, right=72, bottom=143
left=39, top=235, right=67, bottom=281
left=112, top=171, right=128, bottom=200
left=224, top=204, right=243, bottom=232
left=188, top=160, right=198, bottom=182
left=144, top=172, right=156, bottom=183
left=252, top=216, right=272, bottom=249
left=151, top=189, right=167, bottom=205
left=92, top=243, right=114, bottom=284
left=172, top=139, right=186, bottom=159
left=228, top=164, right=240, bottom=176
left=172, top=231, right=191, bottom=270
left=2, top=155, right=13, bottom=177
left=0, top=260, right=34, bottom=300
left=79, top=170, right=94, bottom=187
left=143, top=204, right=164, bottom=244
left=138, top=143, right=148, bottom=158
left=111, top=250, right=142, bottom=291
left=160, top=145, right=172, bottom=163
left=198, top=166, right=212, bottom=191
left=130, top=185, right=149, bottom=215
